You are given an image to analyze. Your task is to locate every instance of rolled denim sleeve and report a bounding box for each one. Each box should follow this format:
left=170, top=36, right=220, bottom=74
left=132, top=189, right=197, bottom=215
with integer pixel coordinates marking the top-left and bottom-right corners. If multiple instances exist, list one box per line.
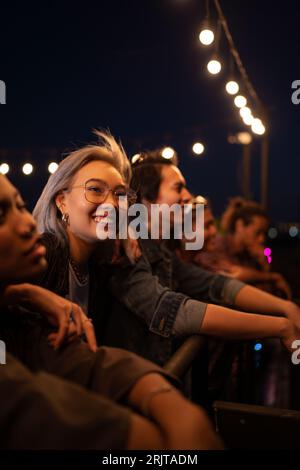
left=109, top=254, right=189, bottom=338
left=221, top=278, right=246, bottom=307
left=172, top=280, right=245, bottom=337
left=173, top=299, right=208, bottom=336
left=172, top=254, right=246, bottom=306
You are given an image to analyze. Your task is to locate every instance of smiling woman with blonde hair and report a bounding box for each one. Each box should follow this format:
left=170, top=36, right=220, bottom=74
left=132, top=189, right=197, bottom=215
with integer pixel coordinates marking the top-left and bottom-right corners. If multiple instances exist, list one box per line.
left=33, top=130, right=140, bottom=337
left=34, top=130, right=132, bottom=246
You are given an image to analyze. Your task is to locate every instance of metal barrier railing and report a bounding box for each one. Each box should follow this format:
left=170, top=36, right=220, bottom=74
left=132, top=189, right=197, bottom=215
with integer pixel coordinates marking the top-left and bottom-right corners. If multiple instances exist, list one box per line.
left=163, top=335, right=210, bottom=408
left=163, top=335, right=206, bottom=378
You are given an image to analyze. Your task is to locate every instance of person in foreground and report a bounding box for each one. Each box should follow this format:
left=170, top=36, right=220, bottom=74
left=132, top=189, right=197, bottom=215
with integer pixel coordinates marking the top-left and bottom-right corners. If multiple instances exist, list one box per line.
left=0, top=173, right=222, bottom=450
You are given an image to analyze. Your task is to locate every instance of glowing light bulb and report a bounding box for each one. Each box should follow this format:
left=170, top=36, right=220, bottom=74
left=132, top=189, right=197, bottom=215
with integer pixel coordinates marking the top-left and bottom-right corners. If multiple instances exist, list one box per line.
left=242, top=114, right=254, bottom=126
left=192, top=142, right=205, bottom=155
left=48, top=162, right=59, bottom=174
left=0, top=163, right=9, bottom=175
left=225, top=80, right=239, bottom=95
left=207, top=59, right=222, bottom=75
left=162, top=147, right=175, bottom=159
left=199, top=29, right=214, bottom=46
left=239, top=107, right=252, bottom=118
left=22, top=163, right=33, bottom=175
left=234, top=95, right=247, bottom=108
left=251, top=118, right=266, bottom=135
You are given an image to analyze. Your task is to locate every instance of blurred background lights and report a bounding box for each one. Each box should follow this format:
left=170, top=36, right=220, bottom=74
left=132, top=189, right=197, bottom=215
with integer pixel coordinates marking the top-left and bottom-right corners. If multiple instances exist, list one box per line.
left=234, top=95, right=247, bottom=108
left=239, top=106, right=252, bottom=118
left=192, top=142, right=205, bottom=155
left=22, top=163, right=33, bottom=175
left=268, top=227, right=278, bottom=239
left=289, top=226, right=299, bottom=238
left=264, top=247, right=272, bottom=264
left=251, top=118, right=266, bottom=135
left=207, top=59, right=222, bottom=75
left=48, top=162, right=59, bottom=174
left=225, top=80, right=239, bottom=95
left=242, top=114, right=255, bottom=126
left=0, top=163, right=9, bottom=175
left=236, top=132, right=252, bottom=145
left=199, top=29, right=214, bottom=46
left=162, top=147, right=175, bottom=159
left=254, top=342, right=263, bottom=352
left=264, top=247, right=272, bottom=257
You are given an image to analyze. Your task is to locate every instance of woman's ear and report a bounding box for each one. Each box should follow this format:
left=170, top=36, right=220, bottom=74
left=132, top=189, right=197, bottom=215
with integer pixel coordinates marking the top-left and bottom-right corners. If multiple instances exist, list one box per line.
left=55, top=192, right=65, bottom=214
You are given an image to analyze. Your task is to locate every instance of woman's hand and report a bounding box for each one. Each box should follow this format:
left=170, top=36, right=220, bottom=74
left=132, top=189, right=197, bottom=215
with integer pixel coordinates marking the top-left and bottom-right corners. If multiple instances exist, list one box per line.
left=2, top=284, right=98, bottom=352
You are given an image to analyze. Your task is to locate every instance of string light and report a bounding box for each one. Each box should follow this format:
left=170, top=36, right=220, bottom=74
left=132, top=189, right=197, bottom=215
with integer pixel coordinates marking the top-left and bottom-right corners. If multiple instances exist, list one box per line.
left=199, top=28, right=214, bottom=46
left=0, top=163, right=9, bottom=175
left=239, top=106, right=252, bottom=118
left=192, top=142, right=205, bottom=155
left=242, top=114, right=254, bottom=126
left=207, top=57, right=222, bottom=75
left=234, top=95, right=247, bottom=108
left=48, top=162, right=59, bottom=174
left=22, top=163, right=34, bottom=175
left=162, top=147, right=175, bottom=159
left=225, top=80, right=239, bottom=95
left=251, top=118, right=266, bottom=135
left=199, top=0, right=268, bottom=143
left=199, top=0, right=214, bottom=45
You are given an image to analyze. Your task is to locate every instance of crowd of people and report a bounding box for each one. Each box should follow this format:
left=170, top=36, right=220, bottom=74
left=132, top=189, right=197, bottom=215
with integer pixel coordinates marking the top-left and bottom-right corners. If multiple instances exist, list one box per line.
left=0, top=130, right=299, bottom=449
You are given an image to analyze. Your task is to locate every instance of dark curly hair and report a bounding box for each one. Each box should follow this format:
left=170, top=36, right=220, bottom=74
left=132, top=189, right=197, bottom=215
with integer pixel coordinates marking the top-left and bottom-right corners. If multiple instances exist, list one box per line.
left=221, top=197, right=269, bottom=234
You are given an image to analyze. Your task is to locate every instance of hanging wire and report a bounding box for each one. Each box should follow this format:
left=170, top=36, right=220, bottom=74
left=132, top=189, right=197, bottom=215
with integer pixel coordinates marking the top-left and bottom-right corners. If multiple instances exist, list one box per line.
left=228, top=51, right=234, bottom=77
left=213, top=0, right=265, bottom=117
left=205, top=0, right=211, bottom=19
left=214, top=18, right=222, bottom=55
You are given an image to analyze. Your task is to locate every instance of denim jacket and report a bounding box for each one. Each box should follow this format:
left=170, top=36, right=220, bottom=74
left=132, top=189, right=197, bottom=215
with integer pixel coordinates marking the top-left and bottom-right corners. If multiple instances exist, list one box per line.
left=38, top=233, right=244, bottom=366
left=107, top=239, right=244, bottom=364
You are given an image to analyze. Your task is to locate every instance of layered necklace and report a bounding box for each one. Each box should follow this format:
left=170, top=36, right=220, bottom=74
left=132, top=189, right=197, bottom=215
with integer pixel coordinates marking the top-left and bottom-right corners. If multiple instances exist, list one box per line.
left=69, top=258, right=89, bottom=285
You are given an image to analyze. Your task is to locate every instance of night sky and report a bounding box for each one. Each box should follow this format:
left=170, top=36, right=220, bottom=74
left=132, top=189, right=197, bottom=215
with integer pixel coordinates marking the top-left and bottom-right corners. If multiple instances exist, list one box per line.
left=1, top=0, right=300, bottom=221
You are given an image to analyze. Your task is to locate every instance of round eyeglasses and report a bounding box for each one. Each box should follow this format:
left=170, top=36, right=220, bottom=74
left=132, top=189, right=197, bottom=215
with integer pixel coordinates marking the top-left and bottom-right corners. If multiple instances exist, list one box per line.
left=68, top=179, right=137, bottom=205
